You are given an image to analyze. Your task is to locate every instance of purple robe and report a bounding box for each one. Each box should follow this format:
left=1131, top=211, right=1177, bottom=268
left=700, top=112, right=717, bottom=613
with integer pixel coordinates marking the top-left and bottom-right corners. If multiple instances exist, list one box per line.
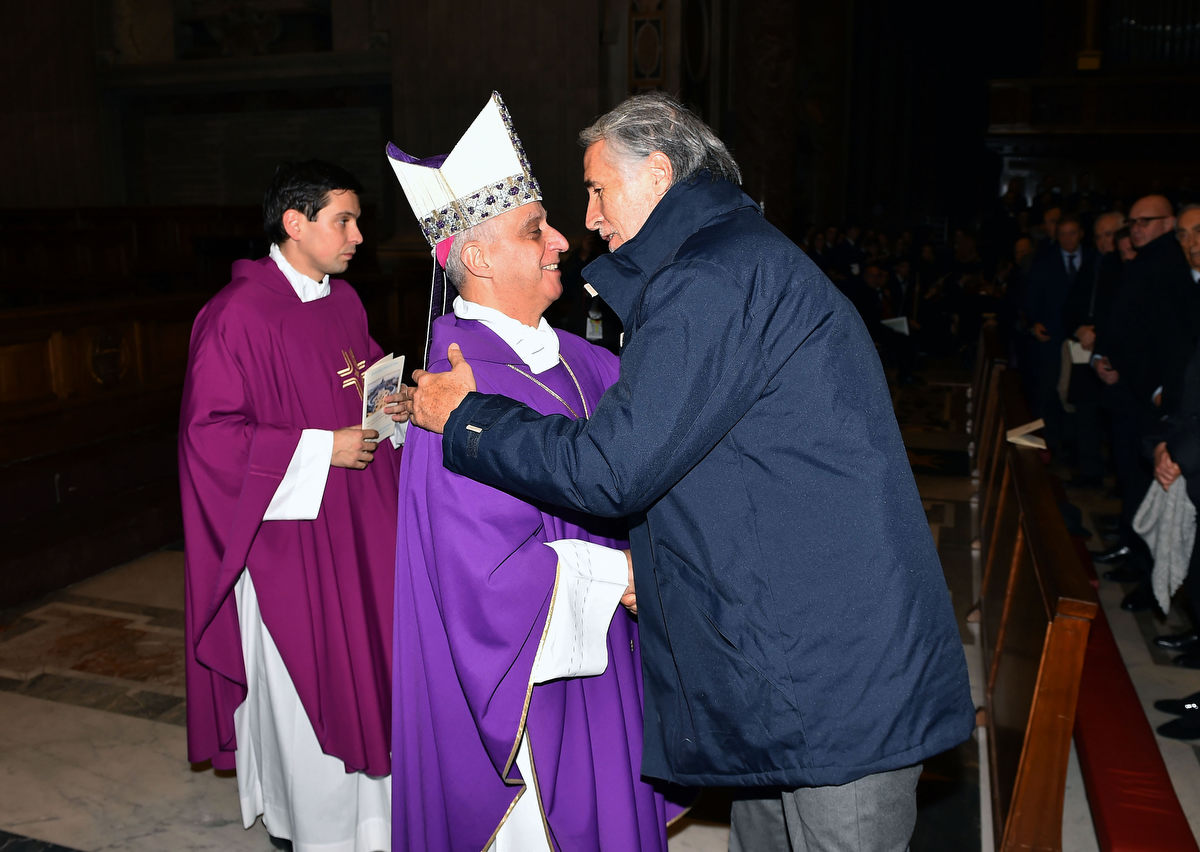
left=393, top=314, right=685, bottom=851
left=179, top=257, right=399, bottom=775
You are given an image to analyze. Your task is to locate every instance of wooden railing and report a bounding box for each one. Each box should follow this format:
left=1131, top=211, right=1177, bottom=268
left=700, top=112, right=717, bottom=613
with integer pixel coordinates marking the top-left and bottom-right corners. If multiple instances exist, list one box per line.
left=970, top=326, right=1099, bottom=851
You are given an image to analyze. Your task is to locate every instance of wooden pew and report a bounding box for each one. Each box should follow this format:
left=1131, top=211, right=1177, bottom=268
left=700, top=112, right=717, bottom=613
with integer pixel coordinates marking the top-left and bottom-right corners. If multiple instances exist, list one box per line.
left=972, top=340, right=1197, bottom=850
left=967, top=319, right=1005, bottom=475
left=0, top=295, right=205, bottom=606
left=975, top=369, right=1099, bottom=851
left=0, top=206, right=438, bottom=609
left=968, top=320, right=1007, bottom=545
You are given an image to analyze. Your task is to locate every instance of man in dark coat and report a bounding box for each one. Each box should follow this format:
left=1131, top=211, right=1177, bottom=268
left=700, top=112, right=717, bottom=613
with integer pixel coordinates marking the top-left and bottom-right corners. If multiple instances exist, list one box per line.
left=403, top=92, right=974, bottom=850
left=1145, top=205, right=1200, bottom=671
left=1062, top=211, right=1124, bottom=487
left=1093, top=196, right=1192, bottom=608
left=1023, top=214, right=1095, bottom=456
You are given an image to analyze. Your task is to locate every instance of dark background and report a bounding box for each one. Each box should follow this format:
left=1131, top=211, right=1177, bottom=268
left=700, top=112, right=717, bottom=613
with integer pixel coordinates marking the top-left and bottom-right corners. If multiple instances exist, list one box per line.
left=2, top=0, right=1198, bottom=602
left=7, top=0, right=1198, bottom=247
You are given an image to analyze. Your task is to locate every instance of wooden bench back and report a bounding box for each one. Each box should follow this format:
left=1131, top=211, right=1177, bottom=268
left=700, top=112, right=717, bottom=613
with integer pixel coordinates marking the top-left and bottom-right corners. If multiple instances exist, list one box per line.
left=976, top=369, right=1098, bottom=851
left=969, top=320, right=1007, bottom=537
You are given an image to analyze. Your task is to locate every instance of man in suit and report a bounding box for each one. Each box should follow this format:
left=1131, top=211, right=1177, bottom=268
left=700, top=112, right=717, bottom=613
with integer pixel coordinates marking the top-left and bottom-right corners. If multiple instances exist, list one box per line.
left=1025, top=214, right=1094, bottom=456
left=1062, top=211, right=1125, bottom=487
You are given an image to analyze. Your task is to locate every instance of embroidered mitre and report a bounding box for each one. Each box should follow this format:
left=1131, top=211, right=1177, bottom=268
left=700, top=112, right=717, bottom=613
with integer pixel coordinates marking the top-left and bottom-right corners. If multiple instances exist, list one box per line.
left=386, top=91, right=542, bottom=262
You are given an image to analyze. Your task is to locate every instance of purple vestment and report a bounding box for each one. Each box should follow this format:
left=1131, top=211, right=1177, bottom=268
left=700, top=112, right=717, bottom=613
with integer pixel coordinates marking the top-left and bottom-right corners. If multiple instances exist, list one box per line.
left=393, top=314, right=685, bottom=851
left=179, top=257, right=399, bottom=775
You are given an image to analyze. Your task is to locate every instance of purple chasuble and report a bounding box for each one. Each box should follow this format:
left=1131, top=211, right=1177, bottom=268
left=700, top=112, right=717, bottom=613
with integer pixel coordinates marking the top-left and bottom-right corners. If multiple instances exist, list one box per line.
left=393, top=314, right=686, bottom=851
left=179, top=256, right=399, bottom=775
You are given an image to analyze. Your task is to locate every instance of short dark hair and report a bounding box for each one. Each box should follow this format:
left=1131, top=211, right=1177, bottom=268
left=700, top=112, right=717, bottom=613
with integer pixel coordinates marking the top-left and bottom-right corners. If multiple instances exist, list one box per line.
left=263, top=160, right=364, bottom=244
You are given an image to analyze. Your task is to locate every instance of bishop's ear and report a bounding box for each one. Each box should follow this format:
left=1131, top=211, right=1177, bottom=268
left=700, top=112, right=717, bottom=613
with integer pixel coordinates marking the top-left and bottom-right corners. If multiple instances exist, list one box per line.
left=460, top=240, right=493, bottom=279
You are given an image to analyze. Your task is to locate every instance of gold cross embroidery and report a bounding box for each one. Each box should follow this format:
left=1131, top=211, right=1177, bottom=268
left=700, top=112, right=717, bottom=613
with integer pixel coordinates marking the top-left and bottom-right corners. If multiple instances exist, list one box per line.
left=337, top=348, right=367, bottom=399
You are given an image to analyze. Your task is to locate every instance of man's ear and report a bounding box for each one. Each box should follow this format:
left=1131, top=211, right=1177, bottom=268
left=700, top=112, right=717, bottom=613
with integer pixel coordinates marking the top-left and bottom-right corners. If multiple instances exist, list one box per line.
left=282, top=209, right=306, bottom=241
left=647, top=152, right=673, bottom=198
left=460, top=240, right=493, bottom=279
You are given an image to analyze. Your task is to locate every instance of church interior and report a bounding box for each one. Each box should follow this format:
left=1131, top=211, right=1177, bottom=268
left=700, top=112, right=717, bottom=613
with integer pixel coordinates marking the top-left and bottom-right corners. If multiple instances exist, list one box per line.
left=2, top=1, right=1200, bottom=849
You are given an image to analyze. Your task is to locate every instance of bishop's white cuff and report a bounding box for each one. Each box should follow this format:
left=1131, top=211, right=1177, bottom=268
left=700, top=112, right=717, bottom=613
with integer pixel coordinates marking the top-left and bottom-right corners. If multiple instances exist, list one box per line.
left=532, top=540, right=628, bottom=683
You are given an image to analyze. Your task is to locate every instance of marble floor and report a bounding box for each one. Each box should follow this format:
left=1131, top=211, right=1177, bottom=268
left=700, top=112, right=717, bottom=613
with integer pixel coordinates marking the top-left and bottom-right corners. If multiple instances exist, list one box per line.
left=2, top=372, right=1199, bottom=850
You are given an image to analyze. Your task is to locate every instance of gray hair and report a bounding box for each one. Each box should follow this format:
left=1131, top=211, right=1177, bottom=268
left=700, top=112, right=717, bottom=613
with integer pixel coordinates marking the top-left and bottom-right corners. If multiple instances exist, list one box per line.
left=579, top=92, right=742, bottom=186
left=444, top=216, right=500, bottom=289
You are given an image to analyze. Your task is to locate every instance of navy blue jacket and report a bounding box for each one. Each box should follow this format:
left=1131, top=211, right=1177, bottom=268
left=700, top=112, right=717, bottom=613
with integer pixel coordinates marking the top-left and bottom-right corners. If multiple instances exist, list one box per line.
left=440, top=174, right=974, bottom=786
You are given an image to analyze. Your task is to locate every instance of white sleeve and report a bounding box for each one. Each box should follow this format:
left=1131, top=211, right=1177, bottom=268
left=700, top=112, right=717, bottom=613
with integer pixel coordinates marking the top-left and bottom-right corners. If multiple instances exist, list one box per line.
left=530, top=540, right=629, bottom=683
left=390, top=419, right=409, bottom=448
left=263, top=429, right=333, bottom=521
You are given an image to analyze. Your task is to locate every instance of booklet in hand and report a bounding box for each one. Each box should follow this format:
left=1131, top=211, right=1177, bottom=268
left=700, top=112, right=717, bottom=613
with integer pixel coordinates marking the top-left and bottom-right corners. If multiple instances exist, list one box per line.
left=362, top=353, right=405, bottom=441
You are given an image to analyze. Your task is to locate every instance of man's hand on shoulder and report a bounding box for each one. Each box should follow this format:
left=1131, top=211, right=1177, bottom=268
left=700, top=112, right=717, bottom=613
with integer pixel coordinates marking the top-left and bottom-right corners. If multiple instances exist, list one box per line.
left=406, top=343, right=477, bottom=435
left=332, top=427, right=378, bottom=469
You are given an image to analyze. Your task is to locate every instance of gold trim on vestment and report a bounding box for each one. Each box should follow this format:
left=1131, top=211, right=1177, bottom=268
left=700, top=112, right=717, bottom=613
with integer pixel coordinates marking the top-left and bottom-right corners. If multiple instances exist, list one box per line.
left=505, top=355, right=590, bottom=419
left=481, top=360, right=590, bottom=848
left=483, top=558, right=563, bottom=850
left=479, top=787, right=525, bottom=852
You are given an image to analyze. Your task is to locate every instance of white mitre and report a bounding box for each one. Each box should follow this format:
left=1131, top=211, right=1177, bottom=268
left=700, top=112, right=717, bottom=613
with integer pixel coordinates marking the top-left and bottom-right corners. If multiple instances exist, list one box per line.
left=386, top=91, right=542, bottom=266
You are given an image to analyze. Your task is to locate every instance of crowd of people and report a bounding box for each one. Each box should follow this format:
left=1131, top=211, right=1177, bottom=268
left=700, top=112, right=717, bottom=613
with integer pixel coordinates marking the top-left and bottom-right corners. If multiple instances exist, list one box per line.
left=795, top=185, right=1200, bottom=744
left=1001, top=191, right=1200, bottom=741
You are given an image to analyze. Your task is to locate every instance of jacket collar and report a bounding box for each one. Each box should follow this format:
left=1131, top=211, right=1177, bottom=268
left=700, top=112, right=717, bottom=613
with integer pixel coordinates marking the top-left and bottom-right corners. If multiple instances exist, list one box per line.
left=581, top=173, right=755, bottom=327
left=1137, top=229, right=1180, bottom=263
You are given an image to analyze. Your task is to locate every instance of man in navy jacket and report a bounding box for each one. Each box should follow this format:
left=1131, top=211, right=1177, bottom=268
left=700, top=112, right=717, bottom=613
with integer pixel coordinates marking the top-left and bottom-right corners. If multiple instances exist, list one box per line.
left=404, top=92, right=974, bottom=850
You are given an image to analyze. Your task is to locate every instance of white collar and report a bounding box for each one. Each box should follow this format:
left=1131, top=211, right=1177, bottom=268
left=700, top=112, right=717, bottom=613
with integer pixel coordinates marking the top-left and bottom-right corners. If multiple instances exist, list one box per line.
left=1193, top=268, right=1200, bottom=284
left=270, top=243, right=330, bottom=303
left=453, top=296, right=560, bottom=374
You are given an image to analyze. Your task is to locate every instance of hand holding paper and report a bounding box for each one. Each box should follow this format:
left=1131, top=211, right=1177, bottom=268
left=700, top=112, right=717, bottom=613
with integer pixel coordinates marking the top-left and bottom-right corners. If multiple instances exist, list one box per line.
left=362, top=354, right=405, bottom=440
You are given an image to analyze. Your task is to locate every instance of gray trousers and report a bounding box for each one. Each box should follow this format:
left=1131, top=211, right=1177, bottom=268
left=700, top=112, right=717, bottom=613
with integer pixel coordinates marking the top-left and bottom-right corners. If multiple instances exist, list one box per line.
left=728, top=764, right=922, bottom=852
